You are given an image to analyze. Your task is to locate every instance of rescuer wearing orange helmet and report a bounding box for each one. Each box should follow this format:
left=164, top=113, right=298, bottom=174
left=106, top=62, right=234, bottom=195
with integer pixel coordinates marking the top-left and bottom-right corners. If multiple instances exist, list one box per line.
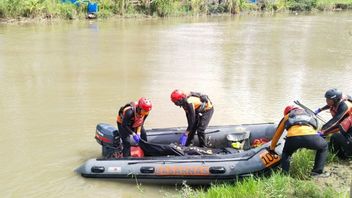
left=171, top=89, right=214, bottom=147
left=117, top=97, right=152, bottom=157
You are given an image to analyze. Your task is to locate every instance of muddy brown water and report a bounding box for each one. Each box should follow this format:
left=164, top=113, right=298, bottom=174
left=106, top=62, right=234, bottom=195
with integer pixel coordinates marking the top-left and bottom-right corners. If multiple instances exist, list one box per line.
left=0, top=12, right=352, bottom=197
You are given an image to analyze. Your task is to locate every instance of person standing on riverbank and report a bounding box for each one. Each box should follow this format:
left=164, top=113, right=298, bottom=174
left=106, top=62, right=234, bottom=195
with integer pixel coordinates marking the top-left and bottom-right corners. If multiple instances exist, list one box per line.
left=315, top=88, right=352, bottom=159
left=171, top=89, right=214, bottom=147
left=269, top=105, right=328, bottom=176
left=116, top=97, right=152, bottom=157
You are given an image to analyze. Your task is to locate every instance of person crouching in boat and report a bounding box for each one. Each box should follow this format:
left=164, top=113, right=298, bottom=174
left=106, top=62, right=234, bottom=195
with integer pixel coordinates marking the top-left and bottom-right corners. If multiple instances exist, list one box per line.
left=170, top=89, right=214, bottom=147
left=116, top=97, right=152, bottom=157
left=314, top=88, right=352, bottom=159
left=269, top=105, right=328, bottom=177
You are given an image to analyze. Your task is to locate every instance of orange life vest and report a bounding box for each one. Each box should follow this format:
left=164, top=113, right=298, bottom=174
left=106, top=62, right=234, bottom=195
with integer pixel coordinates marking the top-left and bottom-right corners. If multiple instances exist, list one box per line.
left=329, top=96, right=352, bottom=117
left=336, top=100, right=352, bottom=132
left=116, top=102, right=148, bottom=129
left=186, top=96, right=213, bottom=112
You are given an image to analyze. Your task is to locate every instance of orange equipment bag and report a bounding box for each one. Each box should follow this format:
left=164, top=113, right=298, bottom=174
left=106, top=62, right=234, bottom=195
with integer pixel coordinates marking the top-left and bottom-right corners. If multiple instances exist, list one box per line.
left=251, top=138, right=269, bottom=148
left=130, top=146, right=144, bottom=158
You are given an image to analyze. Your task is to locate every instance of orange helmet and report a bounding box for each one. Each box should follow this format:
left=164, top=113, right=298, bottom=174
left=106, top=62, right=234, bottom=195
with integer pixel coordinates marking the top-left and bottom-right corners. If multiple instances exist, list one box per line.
left=138, top=97, right=152, bottom=112
left=170, top=89, right=187, bottom=103
left=283, top=105, right=299, bottom=116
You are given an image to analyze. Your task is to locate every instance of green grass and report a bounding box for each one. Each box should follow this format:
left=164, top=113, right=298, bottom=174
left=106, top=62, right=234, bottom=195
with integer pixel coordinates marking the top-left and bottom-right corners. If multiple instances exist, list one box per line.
left=178, top=173, right=340, bottom=198
left=178, top=149, right=346, bottom=198
left=290, top=148, right=337, bottom=180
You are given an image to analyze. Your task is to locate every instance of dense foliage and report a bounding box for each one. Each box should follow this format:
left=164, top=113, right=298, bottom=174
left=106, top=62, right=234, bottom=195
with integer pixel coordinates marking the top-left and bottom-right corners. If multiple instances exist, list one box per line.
left=0, top=0, right=352, bottom=20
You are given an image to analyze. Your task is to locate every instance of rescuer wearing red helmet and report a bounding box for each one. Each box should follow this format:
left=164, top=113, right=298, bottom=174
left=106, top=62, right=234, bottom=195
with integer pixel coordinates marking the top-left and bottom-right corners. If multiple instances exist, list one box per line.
left=314, top=88, right=352, bottom=159
left=117, top=97, right=152, bottom=157
left=269, top=105, right=328, bottom=177
left=171, top=89, right=214, bottom=147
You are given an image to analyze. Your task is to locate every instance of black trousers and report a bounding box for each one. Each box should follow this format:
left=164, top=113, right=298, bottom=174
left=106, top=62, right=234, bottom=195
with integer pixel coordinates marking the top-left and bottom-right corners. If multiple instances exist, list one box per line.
left=186, top=107, right=214, bottom=147
left=330, top=132, right=352, bottom=159
left=117, top=123, right=147, bottom=157
left=281, top=135, right=328, bottom=174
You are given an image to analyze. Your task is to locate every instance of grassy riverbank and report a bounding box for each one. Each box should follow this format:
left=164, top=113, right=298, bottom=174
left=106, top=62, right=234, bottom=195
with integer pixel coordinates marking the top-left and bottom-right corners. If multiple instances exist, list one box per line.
left=176, top=149, right=351, bottom=198
left=178, top=174, right=339, bottom=198
left=0, top=0, right=352, bottom=21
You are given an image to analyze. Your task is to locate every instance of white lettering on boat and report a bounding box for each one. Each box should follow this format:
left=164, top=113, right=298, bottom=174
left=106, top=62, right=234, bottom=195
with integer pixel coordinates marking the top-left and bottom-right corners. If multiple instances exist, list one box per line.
left=108, top=167, right=121, bottom=173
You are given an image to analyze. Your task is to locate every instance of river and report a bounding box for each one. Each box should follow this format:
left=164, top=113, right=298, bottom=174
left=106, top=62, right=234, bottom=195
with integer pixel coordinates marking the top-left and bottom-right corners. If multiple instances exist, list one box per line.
left=0, top=12, right=351, bottom=197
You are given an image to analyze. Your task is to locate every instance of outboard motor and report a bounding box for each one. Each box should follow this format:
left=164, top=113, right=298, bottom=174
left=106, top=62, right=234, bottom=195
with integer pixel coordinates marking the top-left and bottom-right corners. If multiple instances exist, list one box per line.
left=95, top=123, right=122, bottom=158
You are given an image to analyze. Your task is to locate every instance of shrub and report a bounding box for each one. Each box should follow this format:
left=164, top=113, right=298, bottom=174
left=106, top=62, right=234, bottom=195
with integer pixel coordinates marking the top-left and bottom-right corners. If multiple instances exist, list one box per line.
left=208, top=2, right=229, bottom=14
left=5, top=0, right=25, bottom=17
left=0, top=1, right=5, bottom=18
left=226, top=0, right=242, bottom=14
left=258, top=0, right=286, bottom=11
left=57, top=3, right=78, bottom=19
left=287, top=0, right=318, bottom=11
left=23, top=0, right=44, bottom=18
left=150, top=0, right=179, bottom=17
left=290, top=149, right=315, bottom=180
left=190, top=0, right=207, bottom=14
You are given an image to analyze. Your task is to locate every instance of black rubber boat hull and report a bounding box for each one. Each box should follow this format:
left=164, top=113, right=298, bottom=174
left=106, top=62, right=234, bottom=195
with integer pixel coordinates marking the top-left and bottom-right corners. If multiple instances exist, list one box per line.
left=77, top=122, right=284, bottom=184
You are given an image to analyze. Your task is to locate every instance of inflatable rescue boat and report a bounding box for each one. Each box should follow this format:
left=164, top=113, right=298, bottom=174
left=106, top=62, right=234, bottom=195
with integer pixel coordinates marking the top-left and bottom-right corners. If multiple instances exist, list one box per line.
left=76, top=122, right=284, bottom=184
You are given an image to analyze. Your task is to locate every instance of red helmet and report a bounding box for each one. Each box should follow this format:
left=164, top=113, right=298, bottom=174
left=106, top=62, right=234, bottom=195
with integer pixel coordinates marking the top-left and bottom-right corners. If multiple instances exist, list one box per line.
left=171, top=89, right=187, bottom=103
left=283, top=105, right=299, bottom=116
left=138, top=97, right=152, bottom=112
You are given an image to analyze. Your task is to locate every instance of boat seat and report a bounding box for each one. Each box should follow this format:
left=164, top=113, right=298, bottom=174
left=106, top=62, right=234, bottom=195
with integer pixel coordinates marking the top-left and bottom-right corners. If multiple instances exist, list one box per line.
left=226, top=131, right=250, bottom=142
left=226, top=131, right=251, bottom=150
